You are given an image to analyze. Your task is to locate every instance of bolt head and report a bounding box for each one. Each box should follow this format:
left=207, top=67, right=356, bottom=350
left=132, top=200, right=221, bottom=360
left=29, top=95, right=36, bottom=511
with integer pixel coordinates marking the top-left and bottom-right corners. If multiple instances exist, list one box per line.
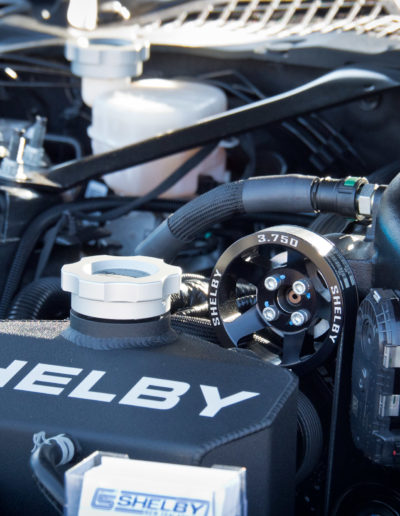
left=290, top=310, right=309, bottom=327
left=263, top=306, right=278, bottom=322
left=292, top=279, right=308, bottom=296
left=264, top=276, right=280, bottom=291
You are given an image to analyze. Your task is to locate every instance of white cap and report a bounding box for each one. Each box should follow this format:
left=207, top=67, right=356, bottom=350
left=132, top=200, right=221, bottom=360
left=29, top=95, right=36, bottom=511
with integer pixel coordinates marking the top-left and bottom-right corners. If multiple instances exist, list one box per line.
left=61, top=255, right=181, bottom=320
left=65, top=36, right=150, bottom=79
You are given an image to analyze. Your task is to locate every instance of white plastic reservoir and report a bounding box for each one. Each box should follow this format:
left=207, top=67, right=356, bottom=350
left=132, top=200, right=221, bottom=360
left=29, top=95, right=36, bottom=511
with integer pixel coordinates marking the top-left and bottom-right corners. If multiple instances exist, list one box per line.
left=89, top=79, right=228, bottom=198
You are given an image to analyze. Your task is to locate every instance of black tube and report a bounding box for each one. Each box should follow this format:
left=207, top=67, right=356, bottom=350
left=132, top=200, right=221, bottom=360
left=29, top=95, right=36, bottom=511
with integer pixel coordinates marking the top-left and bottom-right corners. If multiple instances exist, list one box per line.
left=368, top=160, right=400, bottom=184
left=168, top=181, right=245, bottom=242
left=45, top=133, right=83, bottom=159
left=177, top=303, right=209, bottom=317
left=76, top=143, right=217, bottom=223
left=171, top=274, right=210, bottom=313
left=8, top=277, right=69, bottom=320
left=296, top=391, right=323, bottom=484
left=171, top=314, right=218, bottom=343
left=375, top=172, right=400, bottom=288
left=136, top=174, right=375, bottom=260
left=136, top=175, right=317, bottom=260
left=242, top=174, right=317, bottom=213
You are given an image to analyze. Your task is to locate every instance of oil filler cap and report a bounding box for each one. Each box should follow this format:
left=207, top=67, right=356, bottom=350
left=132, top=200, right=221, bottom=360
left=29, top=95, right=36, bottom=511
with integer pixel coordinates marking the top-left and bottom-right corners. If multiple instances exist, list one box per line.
left=61, top=255, right=181, bottom=320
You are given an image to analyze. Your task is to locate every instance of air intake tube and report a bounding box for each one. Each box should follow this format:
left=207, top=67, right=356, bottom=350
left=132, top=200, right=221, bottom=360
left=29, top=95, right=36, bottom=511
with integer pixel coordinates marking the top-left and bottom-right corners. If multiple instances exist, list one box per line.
left=136, top=174, right=371, bottom=261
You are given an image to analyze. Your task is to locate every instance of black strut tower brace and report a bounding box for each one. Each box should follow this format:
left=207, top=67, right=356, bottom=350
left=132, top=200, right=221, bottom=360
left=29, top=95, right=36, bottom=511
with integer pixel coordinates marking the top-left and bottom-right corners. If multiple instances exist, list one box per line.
left=7, top=66, right=400, bottom=192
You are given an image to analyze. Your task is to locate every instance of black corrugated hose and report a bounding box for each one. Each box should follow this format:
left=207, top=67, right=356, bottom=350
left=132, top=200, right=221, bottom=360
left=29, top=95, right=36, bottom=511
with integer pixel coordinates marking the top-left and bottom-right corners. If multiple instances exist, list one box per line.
left=8, top=277, right=70, bottom=320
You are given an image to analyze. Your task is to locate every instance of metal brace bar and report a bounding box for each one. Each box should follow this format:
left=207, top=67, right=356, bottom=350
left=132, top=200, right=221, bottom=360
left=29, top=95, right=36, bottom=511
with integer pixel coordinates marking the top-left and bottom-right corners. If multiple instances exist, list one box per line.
left=37, top=67, right=400, bottom=190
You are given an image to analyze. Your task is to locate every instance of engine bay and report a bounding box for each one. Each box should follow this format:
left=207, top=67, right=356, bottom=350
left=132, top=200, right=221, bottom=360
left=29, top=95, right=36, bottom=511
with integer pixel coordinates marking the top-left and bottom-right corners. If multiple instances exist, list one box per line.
left=1, top=1, right=400, bottom=514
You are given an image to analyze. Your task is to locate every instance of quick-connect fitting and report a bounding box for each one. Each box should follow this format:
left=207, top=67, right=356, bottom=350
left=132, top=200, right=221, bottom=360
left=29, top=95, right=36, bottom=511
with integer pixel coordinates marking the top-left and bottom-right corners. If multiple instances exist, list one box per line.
left=311, top=176, right=369, bottom=219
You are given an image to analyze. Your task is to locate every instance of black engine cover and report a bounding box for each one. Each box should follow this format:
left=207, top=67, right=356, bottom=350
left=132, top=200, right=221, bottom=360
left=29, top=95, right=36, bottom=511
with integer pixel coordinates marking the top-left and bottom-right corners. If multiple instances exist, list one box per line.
left=0, top=320, right=297, bottom=515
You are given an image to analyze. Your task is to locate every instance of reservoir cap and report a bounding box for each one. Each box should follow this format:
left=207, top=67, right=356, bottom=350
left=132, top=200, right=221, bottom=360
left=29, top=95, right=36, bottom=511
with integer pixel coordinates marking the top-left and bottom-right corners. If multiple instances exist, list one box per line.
left=62, top=255, right=181, bottom=320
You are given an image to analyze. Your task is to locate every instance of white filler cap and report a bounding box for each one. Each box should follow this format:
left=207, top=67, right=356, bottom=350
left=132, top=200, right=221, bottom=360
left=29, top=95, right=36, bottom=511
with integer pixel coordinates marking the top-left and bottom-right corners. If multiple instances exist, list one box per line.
left=65, top=37, right=150, bottom=79
left=61, top=255, right=181, bottom=320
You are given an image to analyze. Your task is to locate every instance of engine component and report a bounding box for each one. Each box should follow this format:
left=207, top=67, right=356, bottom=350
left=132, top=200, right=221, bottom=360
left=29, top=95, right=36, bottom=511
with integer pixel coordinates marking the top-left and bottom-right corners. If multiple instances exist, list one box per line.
left=296, top=391, right=323, bottom=484
left=332, top=483, right=400, bottom=516
left=89, top=79, right=227, bottom=199
left=23, top=115, right=47, bottom=168
left=136, top=174, right=378, bottom=261
left=0, top=254, right=298, bottom=515
left=351, top=289, right=400, bottom=467
left=208, top=225, right=358, bottom=373
left=43, top=67, right=400, bottom=191
left=0, top=127, right=26, bottom=178
left=61, top=255, right=181, bottom=321
left=375, top=174, right=400, bottom=290
left=65, top=34, right=150, bottom=107
left=8, top=276, right=69, bottom=320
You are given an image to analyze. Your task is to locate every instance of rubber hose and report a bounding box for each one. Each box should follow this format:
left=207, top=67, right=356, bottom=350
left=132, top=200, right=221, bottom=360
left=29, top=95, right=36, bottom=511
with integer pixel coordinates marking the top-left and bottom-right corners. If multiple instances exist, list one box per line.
left=171, top=314, right=218, bottom=343
left=171, top=275, right=210, bottom=313
left=375, top=172, right=400, bottom=289
left=177, top=302, right=209, bottom=318
left=8, top=277, right=69, bottom=320
left=136, top=175, right=316, bottom=260
left=236, top=294, right=257, bottom=310
left=296, top=391, right=323, bottom=484
left=368, top=159, right=400, bottom=184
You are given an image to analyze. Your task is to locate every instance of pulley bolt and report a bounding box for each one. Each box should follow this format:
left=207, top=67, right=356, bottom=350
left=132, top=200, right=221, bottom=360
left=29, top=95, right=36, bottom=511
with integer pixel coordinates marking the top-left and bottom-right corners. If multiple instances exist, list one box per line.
left=263, top=306, right=279, bottom=322
left=264, top=275, right=282, bottom=291
left=292, top=279, right=310, bottom=296
left=290, top=309, right=310, bottom=327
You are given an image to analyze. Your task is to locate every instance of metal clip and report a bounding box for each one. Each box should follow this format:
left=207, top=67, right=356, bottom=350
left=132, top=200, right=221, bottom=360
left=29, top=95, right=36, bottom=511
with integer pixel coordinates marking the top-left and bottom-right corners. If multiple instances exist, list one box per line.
left=379, top=394, right=400, bottom=417
left=383, top=346, right=400, bottom=368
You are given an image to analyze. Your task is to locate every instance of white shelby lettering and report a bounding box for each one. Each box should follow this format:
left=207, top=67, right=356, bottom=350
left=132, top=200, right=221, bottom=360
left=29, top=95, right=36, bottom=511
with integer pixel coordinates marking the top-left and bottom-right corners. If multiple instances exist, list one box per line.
left=210, top=306, right=219, bottom=318
left=119, top=376, right=190, bottom=409
left=14, top=363, right=82, bottom=395
left=0, top=360, right=27, bottom=387
left=199, top=385, right=260, bottom=418
left=329, top=285, right=342, bottom=344
left=68, top=370, right=116, bottom=402
left=210, top=279, right=219, bottom=290
left=5, top=362, right=262, bottom=417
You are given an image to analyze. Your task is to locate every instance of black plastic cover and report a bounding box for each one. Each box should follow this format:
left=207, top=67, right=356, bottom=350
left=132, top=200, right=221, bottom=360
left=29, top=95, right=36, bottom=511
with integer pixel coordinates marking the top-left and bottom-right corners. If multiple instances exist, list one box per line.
left=0, top=320, right=297, bottom=515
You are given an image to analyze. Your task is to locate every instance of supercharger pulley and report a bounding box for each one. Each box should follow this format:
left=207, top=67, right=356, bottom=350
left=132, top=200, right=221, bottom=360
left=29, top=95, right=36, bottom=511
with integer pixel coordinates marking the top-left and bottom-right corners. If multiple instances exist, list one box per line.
left=209, top=225, right=358, bottom=374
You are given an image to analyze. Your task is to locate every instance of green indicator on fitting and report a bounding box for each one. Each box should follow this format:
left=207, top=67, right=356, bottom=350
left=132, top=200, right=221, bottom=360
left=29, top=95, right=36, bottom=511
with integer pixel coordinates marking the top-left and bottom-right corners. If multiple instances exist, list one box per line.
left=344, top=177, right=360, bottom=187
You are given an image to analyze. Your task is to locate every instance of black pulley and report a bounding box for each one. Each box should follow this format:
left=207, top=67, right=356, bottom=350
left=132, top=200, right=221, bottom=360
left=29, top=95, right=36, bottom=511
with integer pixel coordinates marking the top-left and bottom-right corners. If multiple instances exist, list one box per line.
left=209, top=225, right=358, bottom=373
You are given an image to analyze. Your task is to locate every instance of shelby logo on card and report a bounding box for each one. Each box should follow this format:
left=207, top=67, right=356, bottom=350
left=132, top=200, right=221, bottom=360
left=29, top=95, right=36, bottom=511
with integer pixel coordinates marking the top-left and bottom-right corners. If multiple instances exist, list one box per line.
left=91, top=488, right=209, bottom=515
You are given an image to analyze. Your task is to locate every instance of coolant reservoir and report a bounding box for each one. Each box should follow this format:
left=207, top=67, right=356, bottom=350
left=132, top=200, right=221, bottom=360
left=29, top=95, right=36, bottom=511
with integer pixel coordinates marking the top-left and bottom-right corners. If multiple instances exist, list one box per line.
left=89, top=79, right=228, bottom=198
